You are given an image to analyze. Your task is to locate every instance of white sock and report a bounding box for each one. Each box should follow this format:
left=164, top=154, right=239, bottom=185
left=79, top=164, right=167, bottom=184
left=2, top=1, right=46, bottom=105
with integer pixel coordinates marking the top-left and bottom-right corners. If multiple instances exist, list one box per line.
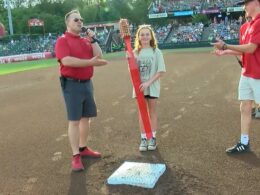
left=241, top=134, right=249, bottom=145
left=141, top=133, right=147, bottom=139
left=152, top=131, right=156, bottom=138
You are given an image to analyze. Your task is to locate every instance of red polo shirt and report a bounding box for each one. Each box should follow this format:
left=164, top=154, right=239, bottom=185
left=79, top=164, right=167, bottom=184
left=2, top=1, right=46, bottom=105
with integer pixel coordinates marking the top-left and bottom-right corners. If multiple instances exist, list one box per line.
left=55, top=32, right=94, bottom=80
left=239, top=22, right=249, bottom=44
left=240, top=13, right=260, bottom=79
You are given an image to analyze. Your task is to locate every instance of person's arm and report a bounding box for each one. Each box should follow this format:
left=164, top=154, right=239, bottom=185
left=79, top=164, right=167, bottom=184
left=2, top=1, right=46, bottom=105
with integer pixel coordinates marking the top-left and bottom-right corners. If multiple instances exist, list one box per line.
left=225, top=43, right=257, bottom=54
left=213, top=49, right=242, bottom=56
left=86, top=29, right=103, bottom=57
left=55, top=36, right=107, bottom=68
left=61, top=56, right=107, bottom=67
left=91, top=42, right=103, bottom=57
left=211, top=38, right=258, bottom=54
left=140, top=72, right=165, bottom=92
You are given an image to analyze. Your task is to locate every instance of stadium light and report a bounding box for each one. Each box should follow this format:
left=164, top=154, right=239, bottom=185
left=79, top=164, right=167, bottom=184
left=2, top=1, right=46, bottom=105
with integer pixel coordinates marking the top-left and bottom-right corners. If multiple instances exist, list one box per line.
left=4, top=0, right=14, bottom=35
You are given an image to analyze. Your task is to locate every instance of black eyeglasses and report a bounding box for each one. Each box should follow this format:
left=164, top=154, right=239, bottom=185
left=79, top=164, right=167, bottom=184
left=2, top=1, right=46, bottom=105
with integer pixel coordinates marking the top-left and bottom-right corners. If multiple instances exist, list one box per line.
left=73, top=18, right=84, bottom=22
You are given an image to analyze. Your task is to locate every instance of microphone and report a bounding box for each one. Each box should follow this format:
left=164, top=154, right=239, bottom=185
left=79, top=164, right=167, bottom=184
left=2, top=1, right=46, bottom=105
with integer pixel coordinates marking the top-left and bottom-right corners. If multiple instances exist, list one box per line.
left=81, top=26, right=100, bottom=43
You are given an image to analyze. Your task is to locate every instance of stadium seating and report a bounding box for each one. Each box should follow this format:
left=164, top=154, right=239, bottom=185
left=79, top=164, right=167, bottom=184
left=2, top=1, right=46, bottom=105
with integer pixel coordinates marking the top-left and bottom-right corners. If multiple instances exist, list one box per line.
left=0, top=34, right=57, bottom=57
left=149, top=0, right=203, bottom=13
left=207, top=19, right=240, bottom=41
left=166, top=23, right=204, bottom=43
left=155, top=24, right=172, bottom=43
left=203, top=0, right=243, bottom=9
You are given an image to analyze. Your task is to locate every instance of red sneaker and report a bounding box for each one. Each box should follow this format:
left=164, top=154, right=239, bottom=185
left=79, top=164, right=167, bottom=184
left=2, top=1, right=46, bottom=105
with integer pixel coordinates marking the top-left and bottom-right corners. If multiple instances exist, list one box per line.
left=80, top=147, right=101, bottom=158
left=71, top=154, right=84, bottom=172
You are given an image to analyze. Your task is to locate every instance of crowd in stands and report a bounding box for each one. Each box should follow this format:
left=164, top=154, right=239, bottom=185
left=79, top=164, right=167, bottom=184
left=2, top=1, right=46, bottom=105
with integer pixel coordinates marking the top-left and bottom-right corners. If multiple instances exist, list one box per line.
left=204, top=0, right=243, bottom=9
left=149, top=0, right=243, bottom=14
left=149, top=0, right=167, bottom=14
left=207, top=19, right=241, bottom=41
left=155, top=24, right=172, bottom=43
left=166, top=0, right=202, bottom=11
left=166, top=23, right=204, bottom=43
left=0, top=28, right=111, bottom=57
left=150, top=0, right=202, bottom=13
left=0, top=34, right=57, bottom=57
left=153, top=18, right=241, bottom=44
left=89, top=27, right=110, bottom=44
left=0, top=18, right=243, bottom=56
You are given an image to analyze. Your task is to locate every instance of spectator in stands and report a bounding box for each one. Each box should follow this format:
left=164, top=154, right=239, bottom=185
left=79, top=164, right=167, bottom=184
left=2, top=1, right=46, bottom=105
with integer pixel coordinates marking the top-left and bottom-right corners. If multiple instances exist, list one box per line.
left=167, top=23, right=204, bottom=43
left=0, top=34, right=58, bottom=56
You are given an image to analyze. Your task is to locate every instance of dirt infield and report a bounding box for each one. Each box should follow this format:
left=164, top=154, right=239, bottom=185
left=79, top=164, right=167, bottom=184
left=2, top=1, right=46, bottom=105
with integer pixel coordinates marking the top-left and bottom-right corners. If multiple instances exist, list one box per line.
left=1, top=50, right=260, bottom=195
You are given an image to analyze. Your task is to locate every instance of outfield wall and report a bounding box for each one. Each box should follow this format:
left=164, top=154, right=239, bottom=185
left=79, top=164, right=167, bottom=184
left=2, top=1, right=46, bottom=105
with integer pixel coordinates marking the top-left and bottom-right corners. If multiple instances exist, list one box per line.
left=0, top=52, right=53, bottom=64
left=0, top=39, right=239, bottom=64
left=158, top=40, right=239, bottom=50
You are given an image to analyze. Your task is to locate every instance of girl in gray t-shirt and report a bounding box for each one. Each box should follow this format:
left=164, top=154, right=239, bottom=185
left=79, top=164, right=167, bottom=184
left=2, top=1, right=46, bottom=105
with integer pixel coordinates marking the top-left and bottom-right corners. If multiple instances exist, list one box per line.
left=132, top=24, right=166, bottom=152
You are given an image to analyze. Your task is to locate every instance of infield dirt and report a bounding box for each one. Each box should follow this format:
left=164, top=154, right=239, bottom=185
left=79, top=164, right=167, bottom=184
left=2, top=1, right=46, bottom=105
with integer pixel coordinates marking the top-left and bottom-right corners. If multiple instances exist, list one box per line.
left=1, top=51, right=260, bottom=195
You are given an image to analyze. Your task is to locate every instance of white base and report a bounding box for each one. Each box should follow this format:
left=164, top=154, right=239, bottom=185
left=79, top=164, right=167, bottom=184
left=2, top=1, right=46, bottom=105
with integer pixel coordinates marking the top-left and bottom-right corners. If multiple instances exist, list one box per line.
left=107, top=161, right=166, bottom=189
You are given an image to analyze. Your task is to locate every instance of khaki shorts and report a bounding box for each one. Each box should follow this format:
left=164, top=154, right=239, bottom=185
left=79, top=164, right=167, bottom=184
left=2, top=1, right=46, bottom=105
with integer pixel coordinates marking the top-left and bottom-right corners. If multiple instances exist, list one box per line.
left=238, top=75, right=260, bottom=104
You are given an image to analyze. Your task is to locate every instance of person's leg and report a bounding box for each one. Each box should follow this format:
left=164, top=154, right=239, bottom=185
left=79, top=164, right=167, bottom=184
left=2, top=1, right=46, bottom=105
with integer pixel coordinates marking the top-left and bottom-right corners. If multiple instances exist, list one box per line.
left=79, top=117, right=90, bottom=148
left=62, top=81, right=84, bottom=170
left=147, top=98, right=158, bottom=137
left=68, top=120, right=80, bottom=155
left=238, top=75, right=253, bottom=144
left=255, top=103, right=260, bottom=118
left=252, top=77, right=260, bottom=116
left=138, top=109, right=146, bottom=136
left=68, top=120, right=84, bottom=171
left=79, top=117, right=101, bottom=157
left=79, top=81, right=100, bottom=157
left=138, top=99, right=150, bottom=151
left=147, top=98, right=158, bottom=150
left=240, top=100, right=253, bottom=144
left=226, top=75, right=252, bottom=153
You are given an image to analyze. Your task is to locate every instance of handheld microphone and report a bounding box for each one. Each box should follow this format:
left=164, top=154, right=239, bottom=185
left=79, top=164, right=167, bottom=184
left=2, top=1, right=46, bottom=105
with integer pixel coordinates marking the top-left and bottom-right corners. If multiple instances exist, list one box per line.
left=81, top=26, right=100, bottom=43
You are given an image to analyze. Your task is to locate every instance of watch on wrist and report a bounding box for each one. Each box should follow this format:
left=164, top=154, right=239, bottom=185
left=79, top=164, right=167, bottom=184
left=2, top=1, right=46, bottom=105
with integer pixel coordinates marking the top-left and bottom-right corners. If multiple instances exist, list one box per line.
left=222, top=43, right=227, bottom=50
left=91, top=38, right=98, bottom=44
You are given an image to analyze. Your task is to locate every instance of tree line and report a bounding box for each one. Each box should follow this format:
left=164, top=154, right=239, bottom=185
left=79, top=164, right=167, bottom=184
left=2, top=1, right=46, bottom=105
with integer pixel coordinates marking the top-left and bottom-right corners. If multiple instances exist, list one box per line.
left=0, top=0, right=152, bottom=35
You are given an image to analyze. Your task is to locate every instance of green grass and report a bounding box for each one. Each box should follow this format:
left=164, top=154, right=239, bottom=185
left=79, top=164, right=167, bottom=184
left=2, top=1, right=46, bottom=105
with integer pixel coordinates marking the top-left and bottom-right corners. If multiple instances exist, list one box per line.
left=0, top=59, right=57, bottom=75
left=0, top=47, right=213, bottom=76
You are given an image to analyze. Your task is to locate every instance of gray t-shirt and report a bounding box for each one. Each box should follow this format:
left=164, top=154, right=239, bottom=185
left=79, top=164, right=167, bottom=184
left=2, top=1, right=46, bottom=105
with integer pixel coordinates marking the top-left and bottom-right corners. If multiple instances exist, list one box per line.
left=133, top=47, right=166, bottom=98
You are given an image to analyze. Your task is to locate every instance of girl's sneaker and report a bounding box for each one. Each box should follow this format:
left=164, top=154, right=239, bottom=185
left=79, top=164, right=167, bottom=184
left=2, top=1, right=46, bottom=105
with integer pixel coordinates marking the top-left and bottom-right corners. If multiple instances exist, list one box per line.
left=139, top=138, right=148, bottom=151
left=148, top=137, right=157, bottom=151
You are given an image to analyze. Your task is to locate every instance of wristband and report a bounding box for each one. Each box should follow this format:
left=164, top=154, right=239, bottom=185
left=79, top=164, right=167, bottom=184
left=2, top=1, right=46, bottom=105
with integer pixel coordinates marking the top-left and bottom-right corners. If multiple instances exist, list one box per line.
left=91, top=37, right=98, bottom=44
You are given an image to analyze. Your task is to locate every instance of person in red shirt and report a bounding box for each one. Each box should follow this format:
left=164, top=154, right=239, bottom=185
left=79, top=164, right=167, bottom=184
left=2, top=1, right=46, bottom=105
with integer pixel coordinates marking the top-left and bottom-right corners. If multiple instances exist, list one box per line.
left=212, top=0, right=260, bottom=154
left=55, top=10, right=107, bottom=171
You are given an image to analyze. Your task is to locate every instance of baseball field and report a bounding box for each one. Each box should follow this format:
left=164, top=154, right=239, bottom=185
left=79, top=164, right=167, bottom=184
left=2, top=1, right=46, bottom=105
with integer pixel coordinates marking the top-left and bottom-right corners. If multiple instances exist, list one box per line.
left=1, top=48, right=260, bottom=195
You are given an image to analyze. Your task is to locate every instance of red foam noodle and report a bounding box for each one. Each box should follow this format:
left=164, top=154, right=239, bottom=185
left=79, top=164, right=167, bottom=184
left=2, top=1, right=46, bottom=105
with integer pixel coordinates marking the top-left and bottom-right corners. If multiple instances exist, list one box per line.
left=119, top=19, right=152, bottom=139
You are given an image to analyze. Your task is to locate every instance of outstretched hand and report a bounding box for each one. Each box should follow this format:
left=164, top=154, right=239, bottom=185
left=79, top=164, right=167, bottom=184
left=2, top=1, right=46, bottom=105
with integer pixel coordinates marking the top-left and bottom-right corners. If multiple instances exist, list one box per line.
left=89, top=56, right=108, bottom=67
left=212, top=49, right=227, bottom=56
left=210, top=38, right=226, bottom=50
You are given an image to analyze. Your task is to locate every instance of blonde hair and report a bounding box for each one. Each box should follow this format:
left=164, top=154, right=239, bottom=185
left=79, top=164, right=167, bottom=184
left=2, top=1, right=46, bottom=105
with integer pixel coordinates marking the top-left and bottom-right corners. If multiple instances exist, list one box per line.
left=65, top=9, right=80, bottom=23
left=134, top=24, right=158, bottom=54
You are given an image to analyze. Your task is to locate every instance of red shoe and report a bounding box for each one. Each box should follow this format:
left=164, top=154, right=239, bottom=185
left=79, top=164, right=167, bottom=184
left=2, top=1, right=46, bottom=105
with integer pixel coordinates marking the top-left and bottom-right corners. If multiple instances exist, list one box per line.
left=80, top=147, right=101, bottom=158
left=71, top=154, right=84, bottom=172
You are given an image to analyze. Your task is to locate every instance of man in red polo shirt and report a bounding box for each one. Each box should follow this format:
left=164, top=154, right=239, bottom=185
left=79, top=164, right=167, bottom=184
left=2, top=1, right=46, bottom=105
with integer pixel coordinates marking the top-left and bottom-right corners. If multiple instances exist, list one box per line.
left=212, top=0, right=260, bottom=154
left=55, top=10, right=107, bottom=171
